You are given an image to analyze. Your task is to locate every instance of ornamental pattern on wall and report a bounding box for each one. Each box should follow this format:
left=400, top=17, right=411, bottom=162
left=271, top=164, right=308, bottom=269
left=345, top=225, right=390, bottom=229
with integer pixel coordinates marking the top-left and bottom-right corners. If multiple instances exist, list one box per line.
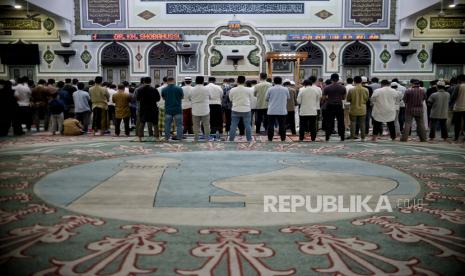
left=210, top=48, right=223, bottom=67
left=80, top=47, right=92, bottom=68
left=247, top=47, right=260, bottom=67
left=416, top=17, right=428, bottom=34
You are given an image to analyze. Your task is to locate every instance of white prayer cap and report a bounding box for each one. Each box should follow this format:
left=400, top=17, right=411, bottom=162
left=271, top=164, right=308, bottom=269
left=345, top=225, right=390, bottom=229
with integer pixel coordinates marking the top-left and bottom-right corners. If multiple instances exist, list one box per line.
left=361, top=76, right=368, bottom=83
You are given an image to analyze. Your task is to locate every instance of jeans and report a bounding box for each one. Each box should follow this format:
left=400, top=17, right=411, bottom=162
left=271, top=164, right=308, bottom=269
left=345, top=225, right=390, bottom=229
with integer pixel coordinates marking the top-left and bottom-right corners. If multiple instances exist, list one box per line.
left=229, top=111, right=252, bottom=141
left=267, top=115, right=286, bottom=141
left=165, top=113, right=183, bottom=140
left=430, top=118, right=448, bottom=139
left=350, top=115, right=366, bottom=140
left=115, top=117, right=130, bottom=136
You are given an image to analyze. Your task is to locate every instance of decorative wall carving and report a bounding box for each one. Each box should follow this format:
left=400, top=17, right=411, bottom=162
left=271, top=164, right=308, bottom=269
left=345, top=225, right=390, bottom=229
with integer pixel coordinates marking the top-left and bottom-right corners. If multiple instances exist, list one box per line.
left=148, top=43, right=177, bottom=66
left=297, top=42, right=323, bottom=65
left=101, top=43, right=130, bottom=66
left=342, top=41, right=371, bottom=65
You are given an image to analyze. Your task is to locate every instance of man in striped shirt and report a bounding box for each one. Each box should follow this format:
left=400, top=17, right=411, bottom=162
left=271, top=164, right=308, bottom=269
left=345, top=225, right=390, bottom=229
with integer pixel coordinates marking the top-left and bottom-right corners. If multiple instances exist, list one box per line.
left=400, top=79, right=427, bottom=142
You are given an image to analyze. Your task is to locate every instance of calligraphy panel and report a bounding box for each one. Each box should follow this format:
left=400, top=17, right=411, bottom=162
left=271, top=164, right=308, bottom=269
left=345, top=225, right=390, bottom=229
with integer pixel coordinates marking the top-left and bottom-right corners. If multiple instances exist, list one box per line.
left=166, top=3, right=305, bottom=14
left=430, top=17, right=465, bottom=29
left=345, top=0, right=390, bottom=28
left=80, top=0, right=126, bottom=29
left=0, top=18, right=41, bottom=30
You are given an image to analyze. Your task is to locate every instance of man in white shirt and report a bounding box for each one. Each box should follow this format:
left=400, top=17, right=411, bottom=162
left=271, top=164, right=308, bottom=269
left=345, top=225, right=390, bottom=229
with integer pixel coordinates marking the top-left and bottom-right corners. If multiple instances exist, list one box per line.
left=297, top=79, right=322, bottom=141
left=391, top=82, right=403, bottom=136
left=182, top=77, right=193, bottom=134
left=371, top=80, right=398, bottom=141
left=392, top=78, right=407, bottom=133
left=344, top=77, right=354, bottom=130
left=228, top=76, right=254, bottom=142
left=107, top=84, right=117, bottom=127
left=188, top=76, right=211, bottom=142
left=14, top=76, right=32, bottom=132
left=158, top=77, right=168, bottom=138
left=207, top=77, right=224, bottom=140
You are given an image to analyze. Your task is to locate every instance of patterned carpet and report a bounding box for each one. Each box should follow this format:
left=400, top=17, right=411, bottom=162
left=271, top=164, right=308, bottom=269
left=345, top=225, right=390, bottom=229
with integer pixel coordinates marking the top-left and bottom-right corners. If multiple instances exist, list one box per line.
left=0, top=134, right=464, bottom=275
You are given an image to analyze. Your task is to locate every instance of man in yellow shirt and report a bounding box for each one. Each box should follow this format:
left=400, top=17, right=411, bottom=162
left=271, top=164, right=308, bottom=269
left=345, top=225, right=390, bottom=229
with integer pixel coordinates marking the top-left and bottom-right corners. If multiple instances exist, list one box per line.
left=346, top=76, right=369, bottom=141
left=63, top=118, right=84, bottom=136
left=112, top=84, right=132, bottom=136
left=89, top=76, right=110, bottom=135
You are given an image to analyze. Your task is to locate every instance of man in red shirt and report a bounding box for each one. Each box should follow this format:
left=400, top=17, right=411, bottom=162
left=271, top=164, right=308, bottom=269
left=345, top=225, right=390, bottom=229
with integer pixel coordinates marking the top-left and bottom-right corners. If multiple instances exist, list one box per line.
left=401, top=79, right=427, bottom=142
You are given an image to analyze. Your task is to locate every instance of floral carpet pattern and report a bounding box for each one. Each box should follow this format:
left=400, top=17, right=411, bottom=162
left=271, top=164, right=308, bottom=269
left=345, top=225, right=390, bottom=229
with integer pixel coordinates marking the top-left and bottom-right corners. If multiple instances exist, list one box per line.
left=0, top=135, right=464, bottom=275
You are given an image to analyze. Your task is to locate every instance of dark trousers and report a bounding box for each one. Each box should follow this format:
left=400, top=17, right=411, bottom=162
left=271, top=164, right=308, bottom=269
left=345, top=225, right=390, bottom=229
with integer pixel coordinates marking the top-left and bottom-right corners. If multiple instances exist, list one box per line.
left=255, top=108, right=268, bottom=133
left=267, top=115, right=286, bottom=141
left=115, top=117, right=130, bottom=136
left=430, top=118, right=448, bottom=139
left=75, top=111, right=91, bottom=132
left=138, top=121, right=158, bottom=138
left=18, top=106, right=32, bottom=131
left=108, top=105, right=116, bottom=126
left=209, top=104, right=223, bottom=134
left=33, top=106, right=49, bottom=131
left=224, top=109, right=232, bottom=133
left=453, top=111, right=465, bottom=140
left=373, top=119, right=396, bottom=140
left=183, top=108, right=193, bottom=134
left=350, top=115, right=366, bottom=140
left=365, top=106, right=372, bottom=135
left=287, top=111, right=296, bottom=135
left=130, top=106, right=137, bottom=127
left=401, top=113, right=427, bottom=142
left=324, top=104, right=345, bottom=141
left=299, top=115, right=317, bottom=141
left=399, top=107, right=406, bottom=132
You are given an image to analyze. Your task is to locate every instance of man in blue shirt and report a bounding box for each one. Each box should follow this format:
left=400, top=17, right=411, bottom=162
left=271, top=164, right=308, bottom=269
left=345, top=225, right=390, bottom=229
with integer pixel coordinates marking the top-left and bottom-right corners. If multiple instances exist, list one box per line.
left=162, top=77, right=184, bottom=141
left=72, top=82, right=91, bottom=133
left=266, top=76, right=290, bottom=141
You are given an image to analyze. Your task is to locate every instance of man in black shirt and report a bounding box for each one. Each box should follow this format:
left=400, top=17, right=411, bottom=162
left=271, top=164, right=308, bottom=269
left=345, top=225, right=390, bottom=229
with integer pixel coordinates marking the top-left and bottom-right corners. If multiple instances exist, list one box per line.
left=136, top=77, right=160, bottom=142
left=322, top=73, right=346, bottom=141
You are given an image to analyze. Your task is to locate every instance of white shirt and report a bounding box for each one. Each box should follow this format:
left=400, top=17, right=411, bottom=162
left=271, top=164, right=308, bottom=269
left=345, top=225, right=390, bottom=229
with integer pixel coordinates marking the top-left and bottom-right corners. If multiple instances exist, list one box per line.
left=312, top=85, right=323, bottom=110
left=344, top=84, right=354, bottom=109
left=181, top=85, right=192, bottom=109
left=394, top=89, right=403, bottom=111
left=107, top=88, right=117, bottom=106
left=158, top=84, right=167, bottom=108
left=397, top=85, right=407, bottom=107
left=207, top=83, right=223, bottom=105
left=371, top=86, right=398, bottom=123
left=189, top=85, right=211, bottom=116
left=229, top=85, right=254, bottom=112
left=14, top=83, right=31, bottom=107
left=297, top=86, right=322, bottom=116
